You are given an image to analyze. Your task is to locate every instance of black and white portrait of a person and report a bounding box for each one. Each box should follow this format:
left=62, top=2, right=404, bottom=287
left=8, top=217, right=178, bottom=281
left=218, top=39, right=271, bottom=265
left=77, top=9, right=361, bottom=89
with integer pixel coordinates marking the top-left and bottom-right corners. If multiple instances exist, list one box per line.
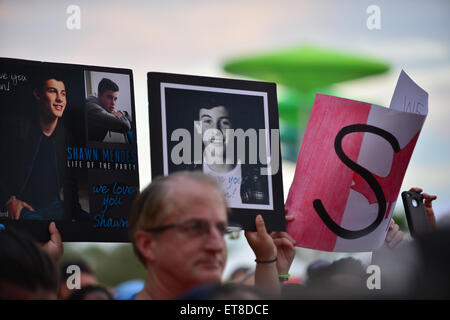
left=161, top=83, right=274, bottom=210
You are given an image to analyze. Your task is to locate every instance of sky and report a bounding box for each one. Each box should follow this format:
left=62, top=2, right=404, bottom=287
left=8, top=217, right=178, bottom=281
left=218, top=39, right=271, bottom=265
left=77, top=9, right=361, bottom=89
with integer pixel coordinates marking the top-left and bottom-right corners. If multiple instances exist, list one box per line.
left=1, top=0, right=449, bottom=278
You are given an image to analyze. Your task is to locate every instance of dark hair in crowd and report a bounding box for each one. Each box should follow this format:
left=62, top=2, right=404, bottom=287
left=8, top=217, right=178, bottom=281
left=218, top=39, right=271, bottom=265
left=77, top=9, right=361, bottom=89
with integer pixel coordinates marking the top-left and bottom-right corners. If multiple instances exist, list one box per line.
left=306, top=257, right=366, bottom=288
left=229, top=266, right=252, bottom=281
left=98, top=78, right=119, bottom=95
left=176, top=282, right=274, bottom=300
left=0, top=227, right=58, bottom=298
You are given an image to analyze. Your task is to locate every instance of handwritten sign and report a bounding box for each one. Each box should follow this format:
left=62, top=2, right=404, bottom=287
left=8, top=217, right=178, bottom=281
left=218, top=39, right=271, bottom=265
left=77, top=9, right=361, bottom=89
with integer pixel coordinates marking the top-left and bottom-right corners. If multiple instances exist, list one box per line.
left=390, top=70, right=428, bottom=115
left=91, top=182, right=135, bottom=229
left=0, top=72, right=28, bottom=92
left=286, top=71, right=428, bottom=252
left=92, top=182, right=136, bottom=214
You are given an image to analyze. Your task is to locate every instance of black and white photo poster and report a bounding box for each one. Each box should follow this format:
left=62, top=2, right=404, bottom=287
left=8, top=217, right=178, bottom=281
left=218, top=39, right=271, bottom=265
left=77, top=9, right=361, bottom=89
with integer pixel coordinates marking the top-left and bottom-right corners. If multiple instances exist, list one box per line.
left=148, top=72, right=285, bottom=231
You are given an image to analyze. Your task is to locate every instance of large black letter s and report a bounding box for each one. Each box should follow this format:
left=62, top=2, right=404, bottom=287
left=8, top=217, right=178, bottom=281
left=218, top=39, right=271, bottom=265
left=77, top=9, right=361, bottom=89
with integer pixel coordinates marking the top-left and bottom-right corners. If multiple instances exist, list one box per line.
left=313, top=124, right=400, bottom=239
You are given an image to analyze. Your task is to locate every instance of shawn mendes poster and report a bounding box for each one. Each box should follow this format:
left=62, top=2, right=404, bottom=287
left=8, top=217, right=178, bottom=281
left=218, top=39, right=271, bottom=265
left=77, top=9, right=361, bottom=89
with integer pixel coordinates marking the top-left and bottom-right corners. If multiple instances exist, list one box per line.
left=0, top=58, right=139, bottom=242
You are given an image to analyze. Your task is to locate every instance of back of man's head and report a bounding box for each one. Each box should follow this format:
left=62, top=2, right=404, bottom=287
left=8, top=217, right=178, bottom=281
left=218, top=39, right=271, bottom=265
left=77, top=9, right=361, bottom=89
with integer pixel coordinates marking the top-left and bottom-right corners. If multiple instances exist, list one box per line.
left=98, top=78, right=119, bottom=96
left=412, top=225, right=450, bottom=298
left=0, top=227, right=58, bottom=299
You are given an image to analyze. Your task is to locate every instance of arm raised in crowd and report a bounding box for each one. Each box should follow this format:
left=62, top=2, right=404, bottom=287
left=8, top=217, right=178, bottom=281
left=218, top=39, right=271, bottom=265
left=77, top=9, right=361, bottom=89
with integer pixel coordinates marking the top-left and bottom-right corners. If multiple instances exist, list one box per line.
left=245, top=214, right=296, bottom=295
left=271, top=214, right=296, bottom=276
left=384, top=187, right=438, bottom=249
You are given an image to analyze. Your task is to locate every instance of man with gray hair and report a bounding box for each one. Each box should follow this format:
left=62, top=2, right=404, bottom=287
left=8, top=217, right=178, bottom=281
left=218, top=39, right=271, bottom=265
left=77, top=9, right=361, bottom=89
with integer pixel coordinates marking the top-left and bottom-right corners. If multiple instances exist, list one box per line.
left=129, top=171, right=295, bottom=299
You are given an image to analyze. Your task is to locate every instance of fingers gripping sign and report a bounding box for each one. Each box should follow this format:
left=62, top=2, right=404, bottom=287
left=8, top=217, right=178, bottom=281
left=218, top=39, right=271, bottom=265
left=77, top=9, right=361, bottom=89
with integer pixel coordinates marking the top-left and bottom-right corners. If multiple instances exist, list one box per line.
left=245, top=215, right=277, bottom=262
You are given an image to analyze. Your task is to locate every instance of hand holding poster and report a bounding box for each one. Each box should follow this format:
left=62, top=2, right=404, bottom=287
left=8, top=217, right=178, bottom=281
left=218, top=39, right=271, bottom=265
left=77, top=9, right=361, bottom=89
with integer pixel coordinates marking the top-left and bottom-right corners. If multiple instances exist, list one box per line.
left=286, top=71, right=427, bottom=252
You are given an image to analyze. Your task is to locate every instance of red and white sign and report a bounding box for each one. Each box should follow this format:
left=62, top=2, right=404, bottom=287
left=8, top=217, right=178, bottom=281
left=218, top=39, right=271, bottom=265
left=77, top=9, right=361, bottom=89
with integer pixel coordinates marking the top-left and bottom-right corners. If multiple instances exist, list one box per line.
left=286, top=71, right=427, bottom=252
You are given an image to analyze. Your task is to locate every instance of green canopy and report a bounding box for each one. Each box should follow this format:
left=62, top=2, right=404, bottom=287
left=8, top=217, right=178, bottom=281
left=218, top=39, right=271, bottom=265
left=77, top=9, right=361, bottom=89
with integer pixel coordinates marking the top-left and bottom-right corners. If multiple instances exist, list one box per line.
left=223, top=45, right=390, bottom=162
left=224, top=45, right=390, bottom=91
left=277, top=86, right=335, bottom=126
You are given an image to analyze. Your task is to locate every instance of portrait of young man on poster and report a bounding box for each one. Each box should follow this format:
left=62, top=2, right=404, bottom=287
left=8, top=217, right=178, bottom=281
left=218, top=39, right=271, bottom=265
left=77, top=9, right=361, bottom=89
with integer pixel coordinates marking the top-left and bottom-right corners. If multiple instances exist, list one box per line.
left=85, top=71, right=133, bottom=144
left=0, top=65, right=86, bottom=223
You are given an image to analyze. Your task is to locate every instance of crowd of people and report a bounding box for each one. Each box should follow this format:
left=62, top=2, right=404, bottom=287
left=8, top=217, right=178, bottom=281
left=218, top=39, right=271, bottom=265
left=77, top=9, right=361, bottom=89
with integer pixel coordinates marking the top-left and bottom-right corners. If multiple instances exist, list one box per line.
left=0, top=171, right=448, bottom=300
